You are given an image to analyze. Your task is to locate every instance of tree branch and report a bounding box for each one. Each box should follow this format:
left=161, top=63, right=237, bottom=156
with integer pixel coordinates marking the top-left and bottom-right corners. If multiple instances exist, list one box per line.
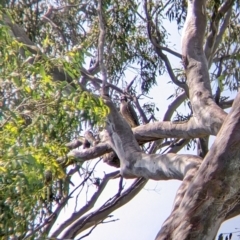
left=133, top=117, right=210, bottom=143
left=208, top=7, right=232, bottom=67
left=65, top=116, right=213, bottom=165
left=156, top=89, right=240, bottom=240
left=50, top=171, right=119, bottom=238
left=205, top=2, right=233, bottom=67
left=212, top=52, right=239, bottom=64
left=80, top=67, right=124, bottom=94
left=61, top=177, right=147, bottom=238
left=3, top=13, right=78, bottom=85
left=97, top=0, right=108, bottom=95
left=163, top=92, right=187, bottom=121
left=149, top=92, right=187, bottom=153
left=143, top=0, right=188, bottom=94
left=103, top=96, right=201, bottom=180
left=181, top=0, right=227, bottom=135
left=57, top=142, right=111, bottom=167
left=219, top=99, right=234, bottom=109
left=133, top=95, right=148, bottom=124
left=159, top=46, right=182, bottom=59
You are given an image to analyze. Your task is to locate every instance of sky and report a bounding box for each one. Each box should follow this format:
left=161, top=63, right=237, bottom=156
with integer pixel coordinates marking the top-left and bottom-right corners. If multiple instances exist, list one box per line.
left=52, top=17, right=240, bottom=240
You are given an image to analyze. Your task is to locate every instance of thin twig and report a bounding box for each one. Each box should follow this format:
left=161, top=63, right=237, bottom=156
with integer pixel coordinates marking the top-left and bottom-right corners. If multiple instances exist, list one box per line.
left=128, top=0, right=146, bottom=21
left=133, top=95, right=148, bottom=124
left=204, top=0, right=234, bottom=64
left=50, top=170, right=119, bottom=238
left=80, top=67, right=124, bottom=94
left=77, top=222, right=101, bottom=239
left=61, top=177, right=147, bottom=238
left=143, top=0, right=187, bottom=93
left=97, top=0, right=108, bottom=95
left=42, top=159, right=102, bottom=236
left=208, top=7, right=233, bottom=67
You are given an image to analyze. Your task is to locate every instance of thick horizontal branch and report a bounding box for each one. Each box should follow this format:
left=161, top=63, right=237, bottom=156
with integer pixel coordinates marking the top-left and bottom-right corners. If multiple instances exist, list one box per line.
left=57, top=143, right=111, bottom=167
left=66, top=116, right=210, bottom=164
left=133, top=118, right=210, bottom=143
left=103, top=97, right=202, bottom=180
left=120, top=152, right=202, bottom=180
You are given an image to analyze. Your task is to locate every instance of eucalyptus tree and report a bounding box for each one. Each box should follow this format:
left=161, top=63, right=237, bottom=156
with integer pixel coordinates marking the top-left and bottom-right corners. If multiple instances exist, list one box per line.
left=0, top=0, right=240, bottom=239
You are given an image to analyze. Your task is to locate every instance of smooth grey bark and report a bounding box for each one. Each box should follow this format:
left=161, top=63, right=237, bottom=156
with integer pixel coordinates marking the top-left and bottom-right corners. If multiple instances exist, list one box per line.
left=103, top=97, right=202, bottom=180
left=155, top=0, right=238, bottom=239
left=155, top=87, right=240, bottom=240
left=51, top=0, right=238, bottom=238
left=4, top=1, right=239, bottom=239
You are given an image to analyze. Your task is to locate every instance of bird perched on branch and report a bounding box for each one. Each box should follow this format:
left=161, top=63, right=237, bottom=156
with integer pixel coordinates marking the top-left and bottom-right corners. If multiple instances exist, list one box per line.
left=120, top=95, right=139, bottom=128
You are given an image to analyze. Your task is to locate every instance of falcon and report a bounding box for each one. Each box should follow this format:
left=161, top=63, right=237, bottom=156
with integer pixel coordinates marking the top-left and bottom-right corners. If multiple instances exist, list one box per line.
left=120, top=95, right=139, bottom=128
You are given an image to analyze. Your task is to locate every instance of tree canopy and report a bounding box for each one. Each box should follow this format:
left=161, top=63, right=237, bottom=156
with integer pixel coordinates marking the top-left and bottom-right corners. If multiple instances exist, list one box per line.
left=0, top=0, right=240, bottom=239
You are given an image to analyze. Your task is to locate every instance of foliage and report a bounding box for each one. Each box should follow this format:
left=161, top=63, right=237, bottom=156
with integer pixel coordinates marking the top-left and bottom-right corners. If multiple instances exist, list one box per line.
left=0, top=0, right=240, bottom=239
left=0, top=9, right=108, bottom=238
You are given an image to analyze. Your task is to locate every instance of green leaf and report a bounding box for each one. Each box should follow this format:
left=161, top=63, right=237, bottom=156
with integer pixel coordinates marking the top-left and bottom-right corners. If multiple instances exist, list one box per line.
left=217, top=75, right=224, bottom=92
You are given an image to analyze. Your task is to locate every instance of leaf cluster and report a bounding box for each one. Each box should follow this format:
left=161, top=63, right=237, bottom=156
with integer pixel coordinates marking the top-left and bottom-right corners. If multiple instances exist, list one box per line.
left=0, top=15, right=109, bottom=237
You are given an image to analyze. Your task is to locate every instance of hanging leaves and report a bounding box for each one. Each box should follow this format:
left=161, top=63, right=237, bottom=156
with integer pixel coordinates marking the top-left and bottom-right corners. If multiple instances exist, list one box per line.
left=0, top=12, right=109, bottom=237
